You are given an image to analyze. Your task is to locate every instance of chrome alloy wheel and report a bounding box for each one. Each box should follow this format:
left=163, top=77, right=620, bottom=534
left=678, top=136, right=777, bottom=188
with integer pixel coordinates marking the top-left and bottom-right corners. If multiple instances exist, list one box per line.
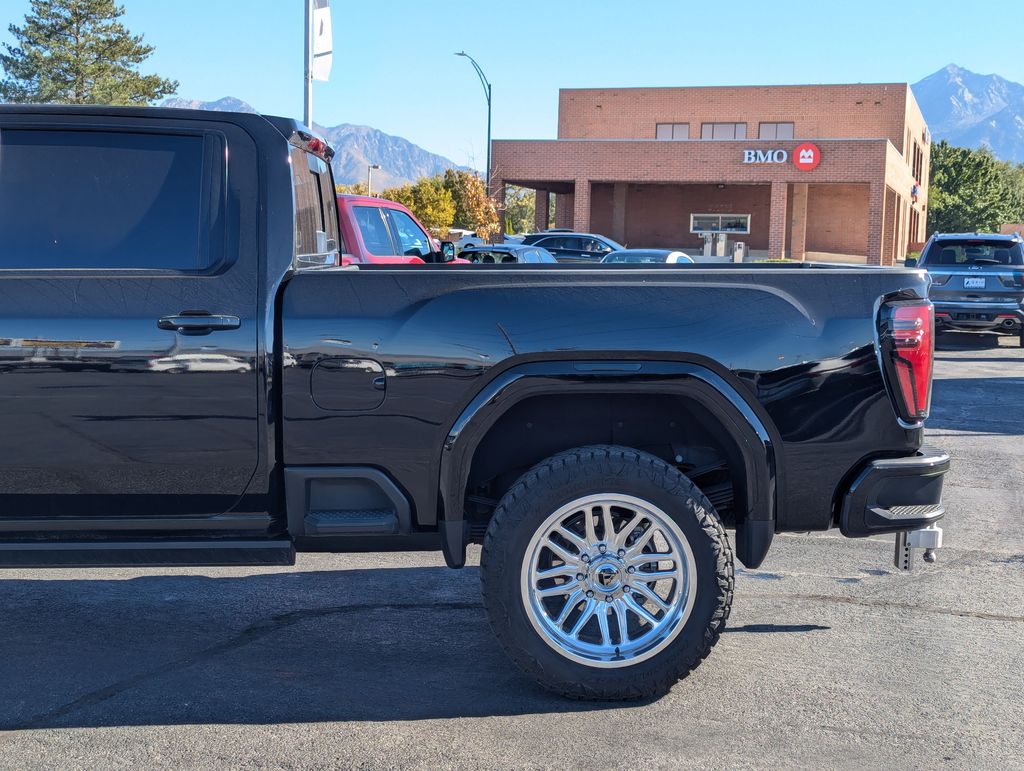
left=520, top=493, right=697, bottom=668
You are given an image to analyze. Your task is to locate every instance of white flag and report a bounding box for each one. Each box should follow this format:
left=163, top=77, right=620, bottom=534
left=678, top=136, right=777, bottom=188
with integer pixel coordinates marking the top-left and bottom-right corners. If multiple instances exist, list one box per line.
left=311, top=0, right=333, bottom=82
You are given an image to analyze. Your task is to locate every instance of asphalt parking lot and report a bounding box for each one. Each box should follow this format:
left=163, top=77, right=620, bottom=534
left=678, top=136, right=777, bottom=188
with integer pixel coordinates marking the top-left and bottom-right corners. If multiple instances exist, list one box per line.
left=0, top=334, right=1021, bottom=770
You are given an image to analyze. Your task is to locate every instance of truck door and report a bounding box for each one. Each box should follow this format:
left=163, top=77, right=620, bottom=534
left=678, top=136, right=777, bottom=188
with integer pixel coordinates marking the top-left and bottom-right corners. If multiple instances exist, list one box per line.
left=0, top=115, right=260, bottom=525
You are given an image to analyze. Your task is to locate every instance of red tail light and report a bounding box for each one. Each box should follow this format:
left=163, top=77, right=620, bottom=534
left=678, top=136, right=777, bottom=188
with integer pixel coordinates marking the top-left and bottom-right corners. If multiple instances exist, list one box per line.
left=879, top=300, right=934, bottom=424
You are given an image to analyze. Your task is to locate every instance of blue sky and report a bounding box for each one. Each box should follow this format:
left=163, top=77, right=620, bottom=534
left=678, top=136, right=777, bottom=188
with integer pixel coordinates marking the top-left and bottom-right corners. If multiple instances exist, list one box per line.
left=1, top=0, right=1022, bottom=168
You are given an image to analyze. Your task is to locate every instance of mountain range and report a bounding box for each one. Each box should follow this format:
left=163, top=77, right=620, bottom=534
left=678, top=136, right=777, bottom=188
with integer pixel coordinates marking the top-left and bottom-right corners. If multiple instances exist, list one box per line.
left=912, top=65, right=1024, bottom=163
left=161, top=96, right=465, bottom=187
left=165, top=66, right=1024, bottom=182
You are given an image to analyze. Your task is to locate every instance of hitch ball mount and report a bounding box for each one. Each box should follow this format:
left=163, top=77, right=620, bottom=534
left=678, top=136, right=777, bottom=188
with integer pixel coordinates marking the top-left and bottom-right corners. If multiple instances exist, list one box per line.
left=894, top=524, right=943, bottom=571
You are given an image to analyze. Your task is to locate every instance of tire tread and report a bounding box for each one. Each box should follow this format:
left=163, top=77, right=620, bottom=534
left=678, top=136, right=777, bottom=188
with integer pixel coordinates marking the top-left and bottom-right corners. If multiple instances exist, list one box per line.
left=480, top=445, right=734, bottom=700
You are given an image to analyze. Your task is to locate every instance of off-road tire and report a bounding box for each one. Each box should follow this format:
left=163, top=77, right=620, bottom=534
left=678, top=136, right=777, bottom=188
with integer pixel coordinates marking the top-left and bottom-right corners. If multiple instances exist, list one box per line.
left=480, top=445, right=733, bottom=700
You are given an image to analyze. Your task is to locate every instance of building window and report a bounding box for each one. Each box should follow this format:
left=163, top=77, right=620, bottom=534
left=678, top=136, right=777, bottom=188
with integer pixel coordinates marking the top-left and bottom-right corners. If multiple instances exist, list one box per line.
left=911, top=141, right=923, bottom=183
left=700, top=122, right=747, bottom=140
left=655, top=123, right=689, bottom=140
left=690, top=213, right=751, bottom=234
left=758, top=122, right=794, bottom=140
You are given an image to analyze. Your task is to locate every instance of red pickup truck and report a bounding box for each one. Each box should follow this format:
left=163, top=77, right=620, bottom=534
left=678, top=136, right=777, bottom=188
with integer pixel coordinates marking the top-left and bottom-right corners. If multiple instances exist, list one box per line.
left=337, top=194, right=461, bottom=265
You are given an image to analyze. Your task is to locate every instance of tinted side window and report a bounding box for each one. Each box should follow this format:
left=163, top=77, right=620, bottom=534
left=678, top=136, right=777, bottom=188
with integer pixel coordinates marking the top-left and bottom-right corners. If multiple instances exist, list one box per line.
left=353, top=206, right=395, bottom=255
left=0, top=129, right=217, bottom=270
left=387, top=209, right=433, bottom=259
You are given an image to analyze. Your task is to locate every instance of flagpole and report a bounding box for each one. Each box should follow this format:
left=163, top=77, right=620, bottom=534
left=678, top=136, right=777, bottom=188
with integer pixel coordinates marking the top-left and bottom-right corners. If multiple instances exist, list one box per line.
left=303, top=0, right=313, bottom=126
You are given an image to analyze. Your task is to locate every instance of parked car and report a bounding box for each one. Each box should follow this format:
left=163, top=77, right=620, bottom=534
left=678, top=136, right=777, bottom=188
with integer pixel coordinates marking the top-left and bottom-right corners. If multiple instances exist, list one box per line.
left=336, top=194, right=458, bottom=265
left=0, top=104, right=948, bottom=702
left=909, top=232, right=1024, bottom=345
left=461, top=244, right=557, bottom=264
left=601, top=249, right=695, bottom=264
left=450, top=229, right=486, bottom=253
left=453, top=231, right=526, bottom=254
left=520, top=231, right=625, bottom=262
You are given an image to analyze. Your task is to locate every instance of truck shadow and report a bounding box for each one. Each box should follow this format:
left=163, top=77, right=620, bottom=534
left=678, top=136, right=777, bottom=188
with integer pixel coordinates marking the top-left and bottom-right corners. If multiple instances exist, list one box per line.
left=0, top=565, right=833, bottom=729
left=0, top=565, right=692, bottom=729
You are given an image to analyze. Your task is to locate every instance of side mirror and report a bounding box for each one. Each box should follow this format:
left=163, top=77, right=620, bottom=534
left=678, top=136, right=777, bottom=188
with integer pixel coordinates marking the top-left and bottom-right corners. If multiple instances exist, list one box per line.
left=904, top=256, right=919, bottom=268
left=440, top=241, right=456, bottom=262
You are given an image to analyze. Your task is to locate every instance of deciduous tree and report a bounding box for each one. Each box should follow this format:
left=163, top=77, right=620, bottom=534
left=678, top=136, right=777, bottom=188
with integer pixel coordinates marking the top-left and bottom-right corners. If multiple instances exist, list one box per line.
left=0, top=0, right=177, bottom=105
left=336, top=182, right=369, bottom=196
left=927, top=141, right=1021, bottom=233
left=503, top=185, right=536, bottom=235
left=442, top=169, right=498, bottom=238
left=382, top=177, right=455, bottom=234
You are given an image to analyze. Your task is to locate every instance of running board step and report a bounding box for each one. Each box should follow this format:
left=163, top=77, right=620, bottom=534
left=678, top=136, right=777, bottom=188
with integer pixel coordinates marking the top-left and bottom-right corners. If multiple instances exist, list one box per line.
left=0, top=538, right=295, bottom=568
left=304, top=509, right=398, bottom=535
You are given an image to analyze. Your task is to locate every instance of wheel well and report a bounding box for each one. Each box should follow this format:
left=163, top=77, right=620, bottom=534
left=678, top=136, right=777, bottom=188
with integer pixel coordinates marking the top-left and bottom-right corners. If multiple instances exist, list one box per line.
left=463, top=393, right=748, bottom=541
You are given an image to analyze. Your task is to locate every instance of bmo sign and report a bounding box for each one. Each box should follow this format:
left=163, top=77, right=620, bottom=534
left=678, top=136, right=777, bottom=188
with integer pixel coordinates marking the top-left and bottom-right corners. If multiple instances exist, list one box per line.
left=742, top=142, right=822, bottom=171
left=743, top=149, right=788, bottom=164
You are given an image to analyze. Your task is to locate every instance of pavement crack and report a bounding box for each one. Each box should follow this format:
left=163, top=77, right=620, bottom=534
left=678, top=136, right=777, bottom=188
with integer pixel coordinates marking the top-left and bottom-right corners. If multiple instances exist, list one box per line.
left=749, top=592, right=1023, bottom=623
left=7, top=600, right=482, bottom=731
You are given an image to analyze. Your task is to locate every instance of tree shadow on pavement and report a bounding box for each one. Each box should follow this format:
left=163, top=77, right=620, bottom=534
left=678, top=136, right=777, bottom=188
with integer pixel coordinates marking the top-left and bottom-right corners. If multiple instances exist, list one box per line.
left=0, top=567, right=634, bottom=730
left=934, top=333, right=1004, bottom=352
left=928, top=377, right=1024, bottom=434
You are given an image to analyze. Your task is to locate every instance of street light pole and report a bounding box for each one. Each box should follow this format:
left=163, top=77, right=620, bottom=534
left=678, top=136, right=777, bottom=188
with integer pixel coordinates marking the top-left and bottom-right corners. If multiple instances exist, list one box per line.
left=455, top=51, right=492, bottom=189
left=367, top=164, right=381, bottom=197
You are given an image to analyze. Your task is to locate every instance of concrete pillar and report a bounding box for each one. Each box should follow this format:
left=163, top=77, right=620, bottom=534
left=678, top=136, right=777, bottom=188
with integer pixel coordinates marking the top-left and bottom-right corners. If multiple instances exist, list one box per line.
left=611, top=183, right=628, bottom=245
left=573, top=179, right=591, bottom=233
left=789, top=183, right=808, bottom=261
left=534, top=190, right=549, bottom=232
left=866, top=182, right=885, bottom=266
left=768, top=182, right=789, bottom=260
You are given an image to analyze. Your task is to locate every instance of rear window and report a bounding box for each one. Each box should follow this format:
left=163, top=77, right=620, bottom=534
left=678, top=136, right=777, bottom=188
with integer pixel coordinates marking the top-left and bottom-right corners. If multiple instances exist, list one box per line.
left=922, top=240, right=1024, bottom=267
left=468, top=250, right=518, bottom=264
left=291, top=147, right=340, bottom=268
left=0, top=129, right=220, bottom=270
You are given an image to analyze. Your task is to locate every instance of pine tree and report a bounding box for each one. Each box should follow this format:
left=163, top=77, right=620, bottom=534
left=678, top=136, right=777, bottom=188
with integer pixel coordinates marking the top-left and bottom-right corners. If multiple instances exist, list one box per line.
left=0, top=0, right=177, bottom=105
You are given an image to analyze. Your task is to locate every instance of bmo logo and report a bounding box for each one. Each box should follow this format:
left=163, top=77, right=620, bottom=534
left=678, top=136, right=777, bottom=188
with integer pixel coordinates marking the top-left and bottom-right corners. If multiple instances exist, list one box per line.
left=742, top=143, right=822, bottom=171
left=793, top=142, right=821, bottom=171
left=743, top=149, right=788, bottom=164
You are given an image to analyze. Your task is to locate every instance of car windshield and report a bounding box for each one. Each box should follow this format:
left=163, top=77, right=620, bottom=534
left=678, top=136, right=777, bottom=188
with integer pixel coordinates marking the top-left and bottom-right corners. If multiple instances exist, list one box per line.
left=923, top=240, right=1024, bottom=268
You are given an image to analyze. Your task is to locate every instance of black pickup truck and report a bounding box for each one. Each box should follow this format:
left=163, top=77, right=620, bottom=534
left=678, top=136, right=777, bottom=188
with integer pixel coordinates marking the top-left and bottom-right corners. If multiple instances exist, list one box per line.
left=0, top=106, right=948, bottom=700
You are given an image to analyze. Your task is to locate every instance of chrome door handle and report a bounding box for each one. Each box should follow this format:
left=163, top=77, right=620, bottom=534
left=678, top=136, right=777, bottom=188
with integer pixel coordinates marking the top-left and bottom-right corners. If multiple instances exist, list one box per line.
left=158, top=313, right=240, bottom=335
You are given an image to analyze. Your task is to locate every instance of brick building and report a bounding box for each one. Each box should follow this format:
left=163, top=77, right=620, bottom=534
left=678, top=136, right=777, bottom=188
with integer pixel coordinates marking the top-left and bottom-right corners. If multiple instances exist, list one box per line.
left=491, top=83, right=930, bottom=264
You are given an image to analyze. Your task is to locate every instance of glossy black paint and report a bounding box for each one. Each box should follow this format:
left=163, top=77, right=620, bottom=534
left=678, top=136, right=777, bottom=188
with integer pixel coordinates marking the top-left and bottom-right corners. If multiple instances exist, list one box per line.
left=0, top=106, right=936, bottom=569
left=281, top=264, right=929, bottom=536
left=435, top=360, right=777, bottom=568
left=0, top=105, right=298, bottom=535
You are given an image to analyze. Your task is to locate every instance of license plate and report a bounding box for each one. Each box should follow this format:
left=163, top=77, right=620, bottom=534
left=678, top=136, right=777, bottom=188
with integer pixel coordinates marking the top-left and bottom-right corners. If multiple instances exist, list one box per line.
left=963, top=277, right=986, bottom=289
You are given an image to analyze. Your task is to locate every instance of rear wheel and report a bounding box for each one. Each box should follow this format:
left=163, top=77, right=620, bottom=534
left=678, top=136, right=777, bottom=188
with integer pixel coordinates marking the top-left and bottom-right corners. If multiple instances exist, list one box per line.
left=480, top=445, right=733, bottom=700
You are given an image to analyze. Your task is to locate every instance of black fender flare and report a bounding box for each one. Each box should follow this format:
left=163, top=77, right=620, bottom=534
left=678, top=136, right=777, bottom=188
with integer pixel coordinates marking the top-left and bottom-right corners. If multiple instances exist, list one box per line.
left=438, top=359, right=779, bottom=569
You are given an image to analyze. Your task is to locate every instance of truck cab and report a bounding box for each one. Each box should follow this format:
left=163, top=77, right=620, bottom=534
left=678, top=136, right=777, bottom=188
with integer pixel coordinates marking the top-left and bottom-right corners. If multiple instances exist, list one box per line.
left=336, top=194, right=459, bottom=265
